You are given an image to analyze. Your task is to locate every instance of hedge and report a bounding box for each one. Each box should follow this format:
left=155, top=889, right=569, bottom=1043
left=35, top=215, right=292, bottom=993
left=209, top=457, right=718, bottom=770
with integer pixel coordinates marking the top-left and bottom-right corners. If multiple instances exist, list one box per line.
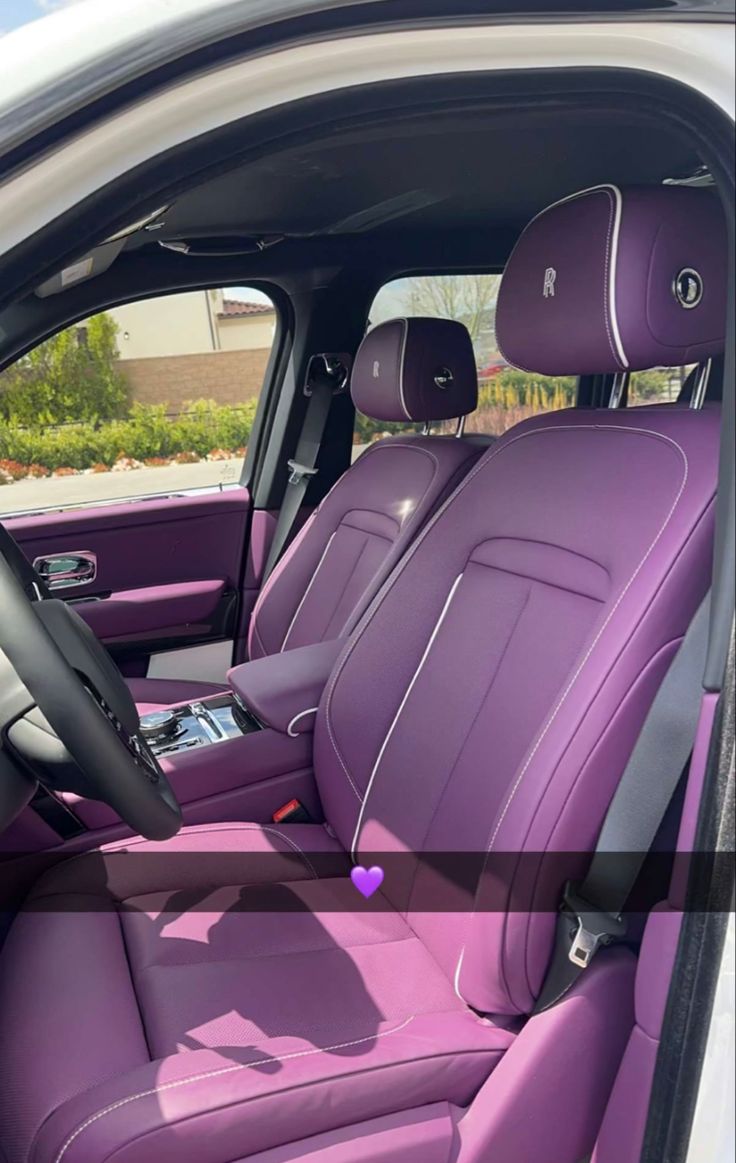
left=353, top=369, right=576, bottom=442
left=0, top=400, right=257, bottom=475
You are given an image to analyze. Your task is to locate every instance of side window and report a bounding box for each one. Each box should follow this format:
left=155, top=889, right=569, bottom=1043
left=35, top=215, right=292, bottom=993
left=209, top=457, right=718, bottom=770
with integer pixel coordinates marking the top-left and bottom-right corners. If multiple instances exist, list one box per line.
left=0, top=287, right=277, bottom=514
left=627, top=364, right=696, bottom=407
left=354, top=274, right=576, bottom=454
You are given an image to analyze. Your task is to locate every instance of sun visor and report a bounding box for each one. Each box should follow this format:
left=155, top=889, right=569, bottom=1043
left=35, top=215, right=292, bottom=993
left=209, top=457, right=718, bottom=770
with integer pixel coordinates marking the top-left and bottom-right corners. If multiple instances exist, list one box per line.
left=35, top=238, right=125, bottom=298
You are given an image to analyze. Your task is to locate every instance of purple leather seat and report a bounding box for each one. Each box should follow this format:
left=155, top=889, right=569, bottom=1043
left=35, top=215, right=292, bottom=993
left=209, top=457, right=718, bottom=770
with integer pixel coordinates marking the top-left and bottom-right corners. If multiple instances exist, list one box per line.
left=128, top=318, right=481, bottom=711
left=0, top=185, right=726, bottom=1163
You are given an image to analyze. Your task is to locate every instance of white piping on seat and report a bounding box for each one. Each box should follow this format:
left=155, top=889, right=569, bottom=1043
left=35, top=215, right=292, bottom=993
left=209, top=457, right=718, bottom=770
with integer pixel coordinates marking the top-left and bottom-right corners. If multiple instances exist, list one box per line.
left=281, top=532, right=337, bottom=651
left=350, top=573, right=464, bottom=856
left=397, top=317, right=412, bottom=420
left=287, top=707, right=320, bottom=737
left=53, top=1016, right=416, bottom=1163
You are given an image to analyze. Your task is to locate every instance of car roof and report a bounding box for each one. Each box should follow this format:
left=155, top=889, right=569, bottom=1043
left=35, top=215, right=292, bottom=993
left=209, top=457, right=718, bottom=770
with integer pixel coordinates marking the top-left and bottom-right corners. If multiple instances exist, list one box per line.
left=0, top=0, right=733, bottom=171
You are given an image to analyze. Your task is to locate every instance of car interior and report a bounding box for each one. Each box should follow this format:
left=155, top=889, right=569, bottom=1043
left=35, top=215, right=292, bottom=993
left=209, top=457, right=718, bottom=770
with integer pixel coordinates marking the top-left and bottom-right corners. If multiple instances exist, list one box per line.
left=0, top=69, right=733, bottom=1163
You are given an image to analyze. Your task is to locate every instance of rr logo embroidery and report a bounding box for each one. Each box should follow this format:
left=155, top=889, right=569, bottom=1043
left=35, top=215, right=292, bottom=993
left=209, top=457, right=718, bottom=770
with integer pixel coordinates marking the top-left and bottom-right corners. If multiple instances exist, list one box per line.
left=372, top=360, right=380, bottom=378
left=543, top=267, right=557, bottom=298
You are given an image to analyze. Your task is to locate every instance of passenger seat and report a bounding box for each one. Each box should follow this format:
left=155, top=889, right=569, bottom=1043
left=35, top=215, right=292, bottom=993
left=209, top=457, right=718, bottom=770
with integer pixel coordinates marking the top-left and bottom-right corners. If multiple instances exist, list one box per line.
left=128, top=317, right=482, bottom=711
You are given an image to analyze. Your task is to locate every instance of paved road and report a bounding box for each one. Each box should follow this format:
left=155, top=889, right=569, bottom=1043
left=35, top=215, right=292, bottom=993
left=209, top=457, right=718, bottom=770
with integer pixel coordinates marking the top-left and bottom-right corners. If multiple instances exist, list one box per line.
left=0, top=459, right=244, bottom=514
left=1, top=445, right=371, bottom=516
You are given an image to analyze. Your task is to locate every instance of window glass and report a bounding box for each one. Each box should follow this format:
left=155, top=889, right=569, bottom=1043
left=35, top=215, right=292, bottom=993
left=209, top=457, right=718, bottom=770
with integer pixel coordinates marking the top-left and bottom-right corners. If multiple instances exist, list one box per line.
left=354, top=274, right=576, bottom=455
left=0, top=287, right=277, bottom=514
left=627, top=364, right=696, bottom=407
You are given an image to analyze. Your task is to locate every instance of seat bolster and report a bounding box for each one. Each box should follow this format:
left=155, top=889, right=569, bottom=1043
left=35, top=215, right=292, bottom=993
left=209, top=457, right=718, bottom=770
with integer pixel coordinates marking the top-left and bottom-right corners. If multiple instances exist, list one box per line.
left=34, top=1013, right=510, bottom=1163
left=0, top=909, right=149, bottom=1163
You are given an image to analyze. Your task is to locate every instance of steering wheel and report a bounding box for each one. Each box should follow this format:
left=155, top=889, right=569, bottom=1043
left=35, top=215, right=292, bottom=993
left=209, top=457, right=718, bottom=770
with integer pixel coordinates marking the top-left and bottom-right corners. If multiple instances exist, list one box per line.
left=0, top=525, right=182, bottom=840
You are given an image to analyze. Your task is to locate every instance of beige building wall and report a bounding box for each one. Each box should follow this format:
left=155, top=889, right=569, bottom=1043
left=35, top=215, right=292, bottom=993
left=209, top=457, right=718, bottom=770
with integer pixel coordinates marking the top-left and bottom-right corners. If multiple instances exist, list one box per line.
left=108, top=290, right=276, bottom=360
left=110, top=291, right=218, bottom=359
left=217, top=313, right=276, bottom=351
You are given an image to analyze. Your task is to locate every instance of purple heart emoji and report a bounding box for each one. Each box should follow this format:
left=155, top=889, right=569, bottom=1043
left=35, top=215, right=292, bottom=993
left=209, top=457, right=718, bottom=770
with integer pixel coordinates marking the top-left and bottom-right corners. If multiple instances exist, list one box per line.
left=350, top=865, right=384, bottom=899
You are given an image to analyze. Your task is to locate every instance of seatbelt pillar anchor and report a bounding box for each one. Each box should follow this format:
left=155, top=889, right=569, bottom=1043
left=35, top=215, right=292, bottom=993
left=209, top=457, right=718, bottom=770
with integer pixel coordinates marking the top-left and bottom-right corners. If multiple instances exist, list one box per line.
left=562, top=882, right=626, bottom=970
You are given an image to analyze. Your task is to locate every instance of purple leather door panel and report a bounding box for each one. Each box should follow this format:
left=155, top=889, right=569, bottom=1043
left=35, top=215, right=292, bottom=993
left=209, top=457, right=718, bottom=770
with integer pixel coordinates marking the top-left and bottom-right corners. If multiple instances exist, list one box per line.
left=6, top=489, right=250, bottom=658
left=76, top=578, right=228, bottom=644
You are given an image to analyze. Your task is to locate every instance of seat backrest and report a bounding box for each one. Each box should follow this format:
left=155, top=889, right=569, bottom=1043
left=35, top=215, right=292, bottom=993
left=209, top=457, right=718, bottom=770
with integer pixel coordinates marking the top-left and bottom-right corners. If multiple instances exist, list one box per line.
left=313, top=184, right=727, bottom=1016
left=248, top=317, right=481, bottom=658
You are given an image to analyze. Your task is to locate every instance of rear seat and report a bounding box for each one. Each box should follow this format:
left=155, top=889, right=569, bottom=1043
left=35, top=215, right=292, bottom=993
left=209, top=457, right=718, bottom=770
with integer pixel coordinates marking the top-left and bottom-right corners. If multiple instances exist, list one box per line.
left=129, top=317, right=484, bottom=712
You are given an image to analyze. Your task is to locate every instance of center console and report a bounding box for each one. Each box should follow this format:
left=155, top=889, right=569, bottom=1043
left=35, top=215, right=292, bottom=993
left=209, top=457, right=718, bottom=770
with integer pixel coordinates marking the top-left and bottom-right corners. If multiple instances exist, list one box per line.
left=60, top=640, right=344, bottom=835
left=140, top=694, right=263, bottom=757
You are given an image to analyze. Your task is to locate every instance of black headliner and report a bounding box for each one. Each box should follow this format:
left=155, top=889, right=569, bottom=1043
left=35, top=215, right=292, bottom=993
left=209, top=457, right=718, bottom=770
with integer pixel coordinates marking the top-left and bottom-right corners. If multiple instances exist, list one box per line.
left=148, top=106, right=700, bottom=244
left=0, top=71, right=711, bottom=366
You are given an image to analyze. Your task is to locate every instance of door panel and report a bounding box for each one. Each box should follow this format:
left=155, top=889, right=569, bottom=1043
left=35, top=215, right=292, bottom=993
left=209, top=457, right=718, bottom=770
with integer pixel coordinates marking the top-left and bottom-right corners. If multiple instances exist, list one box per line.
left=6, top=488, right=250, bottom=667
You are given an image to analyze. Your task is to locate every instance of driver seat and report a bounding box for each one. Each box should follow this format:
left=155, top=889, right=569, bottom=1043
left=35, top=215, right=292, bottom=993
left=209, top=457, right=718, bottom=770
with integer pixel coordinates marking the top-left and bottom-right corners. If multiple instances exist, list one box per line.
left=0, top=185, right=726, bottom=1163
left=127, top=317, right=481, bottom=715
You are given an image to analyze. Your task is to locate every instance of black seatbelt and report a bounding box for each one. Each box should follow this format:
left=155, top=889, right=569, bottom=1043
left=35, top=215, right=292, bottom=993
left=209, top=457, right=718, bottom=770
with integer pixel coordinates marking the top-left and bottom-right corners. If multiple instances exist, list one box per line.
left=534, top=594, right=711, bottom=1013
left=262, top=355, right=348, bottom=582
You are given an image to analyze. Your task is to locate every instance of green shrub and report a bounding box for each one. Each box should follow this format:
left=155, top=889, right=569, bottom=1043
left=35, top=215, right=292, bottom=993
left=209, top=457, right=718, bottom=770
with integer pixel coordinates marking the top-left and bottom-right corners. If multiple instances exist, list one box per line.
left=353, top=368, right=576, bottom=444
left=0, top=400, right=257, bottom=474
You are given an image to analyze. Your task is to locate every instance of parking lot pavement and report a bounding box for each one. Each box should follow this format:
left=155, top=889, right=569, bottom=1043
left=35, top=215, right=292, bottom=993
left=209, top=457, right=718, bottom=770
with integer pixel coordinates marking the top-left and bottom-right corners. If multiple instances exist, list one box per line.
left=0, top=459, right=244, bottom=514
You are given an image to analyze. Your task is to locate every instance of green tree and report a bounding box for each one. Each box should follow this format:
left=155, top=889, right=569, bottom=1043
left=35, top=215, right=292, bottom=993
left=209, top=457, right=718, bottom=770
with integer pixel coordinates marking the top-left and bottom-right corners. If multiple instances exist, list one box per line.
left=0, top=313, right=130, bottom=425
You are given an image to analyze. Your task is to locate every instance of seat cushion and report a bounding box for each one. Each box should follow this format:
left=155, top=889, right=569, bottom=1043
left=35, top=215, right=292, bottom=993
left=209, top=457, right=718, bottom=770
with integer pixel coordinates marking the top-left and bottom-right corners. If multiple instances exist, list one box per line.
left=127, top=676, right=229, bottom=715
left=0, top=825, right=511, bottom=1163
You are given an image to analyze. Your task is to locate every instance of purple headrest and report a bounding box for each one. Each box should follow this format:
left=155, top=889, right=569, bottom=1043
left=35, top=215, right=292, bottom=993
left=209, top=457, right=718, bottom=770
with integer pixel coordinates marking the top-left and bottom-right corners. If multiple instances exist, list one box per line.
left=351, top=317, right=478, bottom=422
left=496, top=185, right=728, bottom=375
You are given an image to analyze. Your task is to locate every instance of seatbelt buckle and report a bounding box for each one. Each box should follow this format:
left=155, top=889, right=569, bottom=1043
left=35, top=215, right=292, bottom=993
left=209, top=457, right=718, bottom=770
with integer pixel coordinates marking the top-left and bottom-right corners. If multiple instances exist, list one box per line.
left=287, top=460, right=319, bottom=486
left=272, top=799, right=313, bottom=824
left=562, top=882, right=626, bottom=969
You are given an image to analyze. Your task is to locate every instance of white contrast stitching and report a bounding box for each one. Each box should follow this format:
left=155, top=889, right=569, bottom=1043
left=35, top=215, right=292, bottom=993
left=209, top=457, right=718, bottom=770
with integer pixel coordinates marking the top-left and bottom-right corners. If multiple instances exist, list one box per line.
left=52, top=1016, right=415, bottom=1163
left=34, top=824, right=320, bottom=892
left=252, top=826, right=320, bottom=880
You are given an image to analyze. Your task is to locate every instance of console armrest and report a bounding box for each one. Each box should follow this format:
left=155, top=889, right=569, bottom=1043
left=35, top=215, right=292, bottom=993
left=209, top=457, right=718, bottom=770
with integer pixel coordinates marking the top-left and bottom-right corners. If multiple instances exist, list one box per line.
left=227, top=639, right=343, bottom=736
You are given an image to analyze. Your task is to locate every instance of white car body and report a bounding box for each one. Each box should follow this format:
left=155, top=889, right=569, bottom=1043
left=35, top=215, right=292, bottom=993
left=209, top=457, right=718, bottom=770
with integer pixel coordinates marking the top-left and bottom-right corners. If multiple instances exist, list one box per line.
left=0, top=4, right=733, bottom=1159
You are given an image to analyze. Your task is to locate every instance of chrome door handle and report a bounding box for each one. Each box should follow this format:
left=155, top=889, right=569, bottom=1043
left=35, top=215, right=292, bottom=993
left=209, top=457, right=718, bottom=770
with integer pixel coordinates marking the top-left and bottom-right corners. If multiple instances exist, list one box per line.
left=33, top=550, right=97, bottom=590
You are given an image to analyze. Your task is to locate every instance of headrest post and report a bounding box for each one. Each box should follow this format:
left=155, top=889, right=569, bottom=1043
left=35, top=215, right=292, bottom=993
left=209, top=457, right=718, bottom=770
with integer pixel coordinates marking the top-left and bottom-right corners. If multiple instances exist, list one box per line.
left=422, top=421, right=432, bottom=436
left=455, top=416, right=467, bottom=438
left=690, top=358, right=712, bottom=410
left=608, top=373, right=629, bottom=409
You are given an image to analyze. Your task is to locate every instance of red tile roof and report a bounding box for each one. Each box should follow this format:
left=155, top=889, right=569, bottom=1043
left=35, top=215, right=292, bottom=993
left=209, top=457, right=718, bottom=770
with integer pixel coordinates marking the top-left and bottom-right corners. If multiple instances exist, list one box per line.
left=219, top=299, right=274, bottom=318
